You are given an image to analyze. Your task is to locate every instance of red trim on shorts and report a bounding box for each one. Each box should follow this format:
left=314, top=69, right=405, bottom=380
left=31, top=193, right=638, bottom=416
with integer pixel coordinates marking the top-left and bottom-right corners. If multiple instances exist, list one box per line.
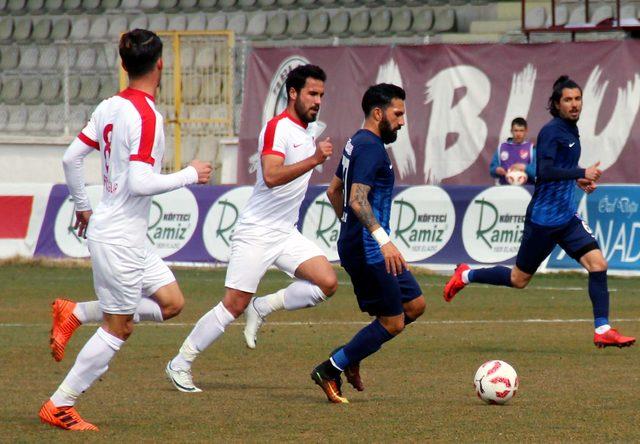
left=78, top=132, right=99, bottom=150
left=118, top=88, right=156, bottom=166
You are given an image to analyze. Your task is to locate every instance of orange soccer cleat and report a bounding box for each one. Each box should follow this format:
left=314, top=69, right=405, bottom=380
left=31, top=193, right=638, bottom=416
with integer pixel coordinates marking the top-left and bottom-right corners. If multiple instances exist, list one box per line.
left=50, top=298, right=81, bottom=362
left=443, top=263, right=470, bottom=302
left=310, top=364, right=349, bottom=404
left=38, top=400, right=98, bottom=431
left=594, top=328, right=636, bottom=348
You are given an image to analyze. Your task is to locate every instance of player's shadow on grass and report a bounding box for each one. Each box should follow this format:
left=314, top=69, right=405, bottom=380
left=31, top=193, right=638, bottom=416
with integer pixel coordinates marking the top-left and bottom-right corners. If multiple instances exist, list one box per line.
left=461, top=345, right=582, bottom=355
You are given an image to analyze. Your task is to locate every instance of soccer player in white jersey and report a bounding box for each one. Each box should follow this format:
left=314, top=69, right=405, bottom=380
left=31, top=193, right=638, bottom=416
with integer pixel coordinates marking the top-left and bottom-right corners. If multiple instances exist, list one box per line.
left=166, top=65, right=337, bottom=393
left=38, top=29, right=212, bottom=431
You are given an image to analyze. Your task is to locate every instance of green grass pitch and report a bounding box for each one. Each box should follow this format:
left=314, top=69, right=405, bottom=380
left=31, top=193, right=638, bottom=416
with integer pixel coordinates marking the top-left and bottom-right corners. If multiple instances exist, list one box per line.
left=1, top=262, right=639, bottom=441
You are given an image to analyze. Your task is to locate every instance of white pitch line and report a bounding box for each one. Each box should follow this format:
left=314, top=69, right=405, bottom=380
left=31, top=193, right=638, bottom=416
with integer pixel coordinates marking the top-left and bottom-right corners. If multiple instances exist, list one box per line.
left=2, top=318, right=639, bottom=328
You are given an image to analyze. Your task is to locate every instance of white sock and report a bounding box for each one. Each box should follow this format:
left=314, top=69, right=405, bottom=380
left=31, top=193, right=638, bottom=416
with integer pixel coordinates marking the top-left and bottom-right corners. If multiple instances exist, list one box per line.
left=170, top=302, right=236, bottom=371
left=252, top=289, right=285, bottom=317
left=50, top=327, right=123, bottom=407
left=595, top=324, right=611, bottom=334
left=73, top=299, right=163, bottom=324
left=72, top=301, right=102, bottom=324
left=282, top=280, right=327, bottom=311
left=462, top=270, right=471, bottom=284
left=133, top=298, right=164, bottom=323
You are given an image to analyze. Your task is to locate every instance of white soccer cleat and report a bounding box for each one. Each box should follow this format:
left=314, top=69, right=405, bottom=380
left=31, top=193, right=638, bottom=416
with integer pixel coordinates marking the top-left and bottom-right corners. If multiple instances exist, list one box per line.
left=243, top=297, right=265, bottom=350
left=165, top=361, right=202, bottom=393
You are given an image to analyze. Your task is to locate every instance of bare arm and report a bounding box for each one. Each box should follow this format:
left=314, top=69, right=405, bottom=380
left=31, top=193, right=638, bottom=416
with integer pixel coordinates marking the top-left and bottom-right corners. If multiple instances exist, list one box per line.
left=326, top=175, right=344, bottom=219
left=262, top=137, right=333, bottom=188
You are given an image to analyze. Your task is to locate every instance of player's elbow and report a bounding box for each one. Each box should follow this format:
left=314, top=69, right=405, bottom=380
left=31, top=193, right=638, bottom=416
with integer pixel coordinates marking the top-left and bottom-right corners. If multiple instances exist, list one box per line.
left=262, top=172, right=279, bottom=188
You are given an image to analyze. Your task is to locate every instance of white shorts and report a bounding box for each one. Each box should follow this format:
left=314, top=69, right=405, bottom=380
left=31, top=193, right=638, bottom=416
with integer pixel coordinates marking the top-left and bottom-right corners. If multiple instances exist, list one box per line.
left=224, top=224, right=325, bottom=294
left=88, top=240, right=176, bottom=315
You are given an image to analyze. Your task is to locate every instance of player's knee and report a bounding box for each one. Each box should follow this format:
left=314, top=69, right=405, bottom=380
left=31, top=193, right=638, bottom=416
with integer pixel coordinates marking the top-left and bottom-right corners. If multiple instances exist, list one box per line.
left=319, top=275, right=338, bottom=298
left=511, top=278, right=529, bottom=289
left=161, top=296, right=184, bottom=320
left=381, top=318, right=405, bottom=336
left=589, top=258, right=608, bottom=273
left=223, top=294, right=251, bottom=317
left=406, top=297, right=426, bottom=320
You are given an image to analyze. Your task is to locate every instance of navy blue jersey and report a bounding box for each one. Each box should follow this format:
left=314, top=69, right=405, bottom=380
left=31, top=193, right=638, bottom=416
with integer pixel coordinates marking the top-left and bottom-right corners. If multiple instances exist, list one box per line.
left=527, top=117, right=586, bottom=226
left=336, top=129, right=394, bottom=265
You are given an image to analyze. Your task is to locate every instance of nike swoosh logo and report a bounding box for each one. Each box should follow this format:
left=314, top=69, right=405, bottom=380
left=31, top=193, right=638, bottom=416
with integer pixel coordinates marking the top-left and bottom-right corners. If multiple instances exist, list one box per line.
left=569, top=143, right=576, bottom=148
left=293, top=143, right=302, bottom=148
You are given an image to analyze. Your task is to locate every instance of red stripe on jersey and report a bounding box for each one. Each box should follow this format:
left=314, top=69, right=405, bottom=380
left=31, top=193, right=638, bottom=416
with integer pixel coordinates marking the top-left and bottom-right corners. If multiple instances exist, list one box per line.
left=261, top=113, right=288, bottom=159
left=118, top=88, right=157, bottom=166
left=77, top=132, right=99, bottom=150
left=283, top=111, right=308, bottom=129
left=0, top=196, right=33, bottom=239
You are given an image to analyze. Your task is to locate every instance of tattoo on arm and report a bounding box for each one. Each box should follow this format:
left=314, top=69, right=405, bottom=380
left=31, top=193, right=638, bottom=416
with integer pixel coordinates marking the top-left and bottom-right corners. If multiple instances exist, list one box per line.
left=349, top=183, right=379, bottom=231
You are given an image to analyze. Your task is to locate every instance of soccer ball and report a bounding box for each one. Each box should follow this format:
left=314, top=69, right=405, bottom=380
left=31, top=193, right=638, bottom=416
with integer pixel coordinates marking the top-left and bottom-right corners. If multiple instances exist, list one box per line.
left=474, top=360, right=519, bottom=405
left=505, top=169, right=528, bottom=186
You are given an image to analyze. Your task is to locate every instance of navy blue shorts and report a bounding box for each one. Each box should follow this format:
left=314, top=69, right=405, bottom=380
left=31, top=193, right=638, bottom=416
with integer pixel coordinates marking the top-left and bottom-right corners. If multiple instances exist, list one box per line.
left=515, top=215, right=599, bottom=274
left=342, top=261, right=423, bottom=317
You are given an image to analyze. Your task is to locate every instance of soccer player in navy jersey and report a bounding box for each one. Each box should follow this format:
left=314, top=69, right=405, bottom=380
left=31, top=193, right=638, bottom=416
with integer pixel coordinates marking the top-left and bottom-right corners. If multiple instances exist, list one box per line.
left=310, top=84, right=426, bottom=403
left=444, top=75, right=635, bottom=349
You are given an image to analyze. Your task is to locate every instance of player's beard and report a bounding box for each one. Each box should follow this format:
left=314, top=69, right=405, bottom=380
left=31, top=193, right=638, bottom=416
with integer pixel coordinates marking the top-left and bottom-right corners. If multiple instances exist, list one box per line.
left=294, top=97, right=318, bottom=124
left=379, top=116, right=398, bottom=144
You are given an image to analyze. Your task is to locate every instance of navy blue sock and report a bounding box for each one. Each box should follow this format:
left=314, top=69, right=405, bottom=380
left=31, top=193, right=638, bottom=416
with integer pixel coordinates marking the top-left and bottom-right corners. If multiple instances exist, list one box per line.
left=588, top=271, right=609, bottom=328
left=331, top=319, right=394, bottom=369
left=468, top=266, right=513, bottom=287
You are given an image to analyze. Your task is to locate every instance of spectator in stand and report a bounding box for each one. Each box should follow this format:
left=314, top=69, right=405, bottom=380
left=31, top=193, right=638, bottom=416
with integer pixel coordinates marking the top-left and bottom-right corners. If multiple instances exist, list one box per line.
left=490, top=117, right=536, bottom=185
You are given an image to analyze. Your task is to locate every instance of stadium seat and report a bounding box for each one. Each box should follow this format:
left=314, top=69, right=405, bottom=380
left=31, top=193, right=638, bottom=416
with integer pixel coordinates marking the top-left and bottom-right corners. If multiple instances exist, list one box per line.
left=13, top=18, right=33, bottom=42
left=1, top=78, right=22, bottom=104
left=207, top=13, right=227, bottom=30
left=370, top=9, right=391, bottom=35
left=38, top=45, right=58, bottom=69
left=99, top=44, right=118, bottom=68
left=287, top=11, right=309, bottom=38
left=411, top=8, right=434, bottom=34
left=180, top=45, right=196, bottom=66
left=41, top=77, right=62, bottom=103
left=79, top=77, right=101, bottom=102
left=129, top=15, right=149, bottom=30
left=0, top=18, right=15, bottom=42
left=339, top=0, right=357, bottom=6
left=181, top=76, right=202, bottom=104
left=218, top=0, right=237, bottom=10
left=70, top=16, right=91, bottom=40
left=67, top=76, right=82, bottom=103
left=246, top=12, right=267, bottom=40
left=307, top=10, right=329, bottom=37
left=159, top=0, right=178, bottom=9
left=178, top=0, right=198, bottom=10
left=148, top=14, right=168, bottom=31
left=187, top=15, right=207, bottom=30
left=26, top=105, right=48, bottom=132
left=277, top=0, right=295, bottom=8
left=63, top=0, right=83, bottom=14
left=32, top=18, right=53, bottom=42
left=107, top=16, right=128, bottom=39
left=0, top=46, right=20, bottom=70
left=391, top=8, right=413, bottom=36
left=168, top=15, right=188, bottom=30
left=620, top=4, right=637, bottom=20
left=120, top=0, right=141, bottom=8
left=82, top=0, right=102, bottom=13
left=88, top=16, right=109, bottom=39
left=590, top=5, right=612, bottom=25
left=140, top=0, right=160, bottom=9
left=56, top=46, right=77, bottom=69
left=18, top=46, right=39, bottom=70
left=433, top=8, right=456, bottom=32
left=69, top=106, right=89, bottom=133
left=350, top=10, right=371, bottom=37
left=0, top=107, right=8, bottom=131
left=328, top=10, right=350, bottom=37
left=194, top=46, right=215, bottom=69
left=266, top=12, right=288, bottom=39
left=7, top=0, right=27, bottom=14
left=297, top=0, right=318, bottom=8
left=198, top=0, right=216, bottom=10
left=567, top=6, right=586, bottom=26
left=26, top=0, right=46, bottom=15
left=44, top=104, right=65, bottom=133
left=227, top=13, right=247, bottom=34
left=102, top=0, right=121, bottom=9
left=99, top=76, right=118, bottom=99
left=239, top=0, right=258, bottom=9
left=44, top=0, right=64, bottom=13
left=75, top=47, right=97, bottom=70
left=318, top=0, right=337, bottom=5
left=20, top=78, right=41, bottom=104
left=525, top=6, right=546, bottom=29
left=51, top=17, right=72, bottom=40
left=6, top=107, right=28, bottom=132
left=257, top=0, right=277, bottom=9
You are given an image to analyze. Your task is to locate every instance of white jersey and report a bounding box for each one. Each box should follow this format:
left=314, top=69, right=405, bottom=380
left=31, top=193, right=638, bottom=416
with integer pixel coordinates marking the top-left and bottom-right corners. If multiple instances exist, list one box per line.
left=239, top=111, right=318, bottom=231
left=79, top=88, right=165, bottom=248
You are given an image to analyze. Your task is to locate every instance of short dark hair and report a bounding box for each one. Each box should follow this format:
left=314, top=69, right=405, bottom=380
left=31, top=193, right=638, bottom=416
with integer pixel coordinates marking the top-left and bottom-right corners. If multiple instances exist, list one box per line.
left=361, top=83, right=406, bottom=116
left=511, top=117, right=527, bottom=128
left=548, top=75, right=582, bottom=117
left=285, top=64, right=326, bottom=99
left=119, top=29, right=163, bottom=79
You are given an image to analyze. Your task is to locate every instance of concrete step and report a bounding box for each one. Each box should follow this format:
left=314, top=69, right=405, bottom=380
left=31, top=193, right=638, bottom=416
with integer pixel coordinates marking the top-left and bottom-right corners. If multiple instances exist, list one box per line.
left=469, top=19, right=521, bottom=33
left=431, top=32, right=503, bottom=43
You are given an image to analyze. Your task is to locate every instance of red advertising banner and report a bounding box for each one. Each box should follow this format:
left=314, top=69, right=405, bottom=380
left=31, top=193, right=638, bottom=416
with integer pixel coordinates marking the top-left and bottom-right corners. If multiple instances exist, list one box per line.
left=239, top=42, right=640, bottom=185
